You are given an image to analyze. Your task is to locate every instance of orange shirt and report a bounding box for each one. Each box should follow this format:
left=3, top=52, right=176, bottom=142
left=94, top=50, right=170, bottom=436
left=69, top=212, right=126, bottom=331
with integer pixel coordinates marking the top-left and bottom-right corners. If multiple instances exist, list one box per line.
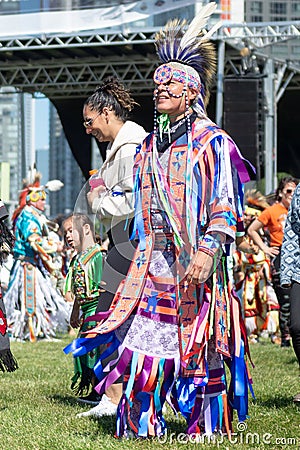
left=257, top=202, right=288, bottom=247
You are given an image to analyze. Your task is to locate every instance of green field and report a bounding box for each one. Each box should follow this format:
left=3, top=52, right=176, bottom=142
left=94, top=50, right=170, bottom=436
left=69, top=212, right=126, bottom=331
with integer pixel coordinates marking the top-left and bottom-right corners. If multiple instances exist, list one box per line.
left=0, top=335, right=299, bottom=450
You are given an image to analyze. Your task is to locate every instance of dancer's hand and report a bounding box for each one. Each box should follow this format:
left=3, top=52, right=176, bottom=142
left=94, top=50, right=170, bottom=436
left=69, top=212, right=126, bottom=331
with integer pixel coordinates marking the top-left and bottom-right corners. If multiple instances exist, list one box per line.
left=70, top=300, right=81, bottom=328
left=185, top=250, right=215, bottom=285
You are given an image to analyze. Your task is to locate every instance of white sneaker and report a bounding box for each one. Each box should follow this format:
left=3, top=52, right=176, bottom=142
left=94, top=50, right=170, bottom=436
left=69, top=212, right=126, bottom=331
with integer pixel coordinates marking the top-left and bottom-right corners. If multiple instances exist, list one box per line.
left=76, top=394, right=118, bottom=418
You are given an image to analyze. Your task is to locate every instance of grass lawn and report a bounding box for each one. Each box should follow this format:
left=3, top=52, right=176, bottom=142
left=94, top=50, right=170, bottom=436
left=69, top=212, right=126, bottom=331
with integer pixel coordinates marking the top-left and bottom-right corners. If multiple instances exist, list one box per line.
left=0, top=335, right=299, bottom=450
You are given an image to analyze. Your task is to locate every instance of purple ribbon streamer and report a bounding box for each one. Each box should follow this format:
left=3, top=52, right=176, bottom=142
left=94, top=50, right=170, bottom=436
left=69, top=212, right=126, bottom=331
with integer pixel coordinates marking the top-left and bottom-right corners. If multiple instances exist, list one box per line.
left=83, top=310, right=111, bottom=323
left=228, top=140, right=255, bottom=183
left=94, top=347, right=133, bottom=394
left=186, top=389, right=204, bottom=435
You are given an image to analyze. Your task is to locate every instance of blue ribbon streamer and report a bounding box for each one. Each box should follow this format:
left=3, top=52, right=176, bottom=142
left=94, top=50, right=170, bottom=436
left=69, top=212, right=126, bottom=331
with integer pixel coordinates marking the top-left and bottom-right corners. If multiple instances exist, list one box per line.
left=176, top=377, right=199, bottom=419
left=218, top=394, right=223, bottom=430
left=93, top=335, right=121, bottom=380
left=153, top=359, right=165, bottom=413
left=63, top=332, right=114, bottom=358
left=130, top=166, right=146, bottom=250
left=136, top=392, right=151, bottom=437
left=210, top=395, right=219, bottom=432
left=125, top=351, right=139, bottom=401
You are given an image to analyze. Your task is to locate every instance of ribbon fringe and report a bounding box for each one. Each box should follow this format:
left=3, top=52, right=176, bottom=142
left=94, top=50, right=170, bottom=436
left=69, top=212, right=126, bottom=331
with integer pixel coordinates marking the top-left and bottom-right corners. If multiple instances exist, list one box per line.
left=0, top=349, right=18, bottom=372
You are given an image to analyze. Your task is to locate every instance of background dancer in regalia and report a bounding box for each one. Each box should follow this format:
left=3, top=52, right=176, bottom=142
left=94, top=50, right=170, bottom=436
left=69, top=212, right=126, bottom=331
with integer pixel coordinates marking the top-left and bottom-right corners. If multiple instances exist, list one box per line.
left=66, top=2, right=253, bottom=438
left=4, top=176, right=70, bottom=342
left=234, top=190, right=280, bottom=344
left=0, top=200, right=18, bottom=372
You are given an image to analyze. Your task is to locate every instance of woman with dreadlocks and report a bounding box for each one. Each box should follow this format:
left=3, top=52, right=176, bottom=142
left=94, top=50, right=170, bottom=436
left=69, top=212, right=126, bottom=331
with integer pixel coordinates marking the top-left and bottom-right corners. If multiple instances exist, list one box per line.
left=70, top=77, right=147, bottom=416
left=66, top=3, right=253, bottom=438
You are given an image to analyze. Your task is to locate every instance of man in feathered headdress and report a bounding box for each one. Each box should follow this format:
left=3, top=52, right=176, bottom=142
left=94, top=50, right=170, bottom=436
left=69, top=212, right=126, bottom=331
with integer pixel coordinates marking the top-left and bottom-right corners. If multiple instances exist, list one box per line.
left=67, top=3, right=253, bottom=437
left=3, top=174, right=70, bottom=342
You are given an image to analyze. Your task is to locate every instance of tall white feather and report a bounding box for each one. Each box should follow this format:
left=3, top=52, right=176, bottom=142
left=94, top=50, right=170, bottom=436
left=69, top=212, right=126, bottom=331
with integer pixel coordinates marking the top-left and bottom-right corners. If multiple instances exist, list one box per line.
left=201, top=20, right=222, bottom=41
left=180, top=2, right=217, bottom=48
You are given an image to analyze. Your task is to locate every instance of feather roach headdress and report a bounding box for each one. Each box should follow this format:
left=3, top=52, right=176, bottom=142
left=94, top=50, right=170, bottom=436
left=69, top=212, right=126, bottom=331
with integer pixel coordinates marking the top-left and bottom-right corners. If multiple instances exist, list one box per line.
left=244, top=189, right=270, bottom=216
left=153, top=2, right=219, bottom=110
left=150, top=3, right=221, bottom=249
left=12, top=173, right=64, bottom=225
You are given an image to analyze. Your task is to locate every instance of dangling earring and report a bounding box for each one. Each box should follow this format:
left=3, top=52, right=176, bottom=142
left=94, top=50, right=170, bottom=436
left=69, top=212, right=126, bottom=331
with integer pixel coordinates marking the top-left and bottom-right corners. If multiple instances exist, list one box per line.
left=184, top=83, right=191, bottom=135
left=153, top=92, right=157, bottom=137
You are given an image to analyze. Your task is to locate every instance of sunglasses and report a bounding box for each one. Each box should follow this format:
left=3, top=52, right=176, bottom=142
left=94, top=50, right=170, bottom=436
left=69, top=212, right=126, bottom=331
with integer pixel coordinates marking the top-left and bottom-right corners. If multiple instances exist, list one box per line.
left=83, top=111, right=101, bottom=128
left=283, top=189, right=294, bottom=194
left=27, top=190, right=46, bottom=202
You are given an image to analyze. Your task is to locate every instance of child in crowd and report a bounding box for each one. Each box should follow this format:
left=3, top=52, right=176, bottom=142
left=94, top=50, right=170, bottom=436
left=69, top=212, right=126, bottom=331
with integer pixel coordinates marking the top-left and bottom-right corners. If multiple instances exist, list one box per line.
left=63, top=213, right=104, bottom=405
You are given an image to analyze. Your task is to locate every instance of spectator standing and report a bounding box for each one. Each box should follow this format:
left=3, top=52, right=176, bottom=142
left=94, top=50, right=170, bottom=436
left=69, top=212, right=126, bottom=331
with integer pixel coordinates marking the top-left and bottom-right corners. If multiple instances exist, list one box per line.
left=280, top=182, right=300, bottom=403
left=248, top=176, right=298, bottom=347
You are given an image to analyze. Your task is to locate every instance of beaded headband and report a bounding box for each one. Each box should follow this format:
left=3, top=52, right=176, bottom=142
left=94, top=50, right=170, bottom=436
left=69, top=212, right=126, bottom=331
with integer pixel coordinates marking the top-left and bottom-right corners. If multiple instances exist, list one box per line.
left=153, top=63, right=201, bottom=91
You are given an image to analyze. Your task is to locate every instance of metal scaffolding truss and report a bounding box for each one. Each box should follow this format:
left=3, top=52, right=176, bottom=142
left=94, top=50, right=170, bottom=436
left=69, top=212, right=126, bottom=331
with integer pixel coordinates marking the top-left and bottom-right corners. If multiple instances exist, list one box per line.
left=0, top=30, right=156, bottom=51
left=0, top=21, right=299, bottom=51
left=0, top=59, right=158, bottom=98
left=0, top=21, right=299, bottom=98
left=218, top=21, right=300, bottom=50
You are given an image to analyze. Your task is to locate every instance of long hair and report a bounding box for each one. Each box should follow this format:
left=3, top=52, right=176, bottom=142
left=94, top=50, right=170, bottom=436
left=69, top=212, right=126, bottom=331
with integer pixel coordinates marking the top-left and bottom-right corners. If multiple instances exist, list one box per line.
left=84, top=77, right=138, bottom=122
left=275, top=176, right=298, bottom=201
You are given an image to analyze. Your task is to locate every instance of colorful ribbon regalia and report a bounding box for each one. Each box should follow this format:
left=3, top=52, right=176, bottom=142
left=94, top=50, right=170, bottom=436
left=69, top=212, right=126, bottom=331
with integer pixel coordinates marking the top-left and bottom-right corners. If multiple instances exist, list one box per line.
left=65, top=1, right=254, bottom=438
left=65, top=118, right=254, bottom=437
left=4, top=204, right=70, bottom=342
left=235, top=245, right=279, bottom=341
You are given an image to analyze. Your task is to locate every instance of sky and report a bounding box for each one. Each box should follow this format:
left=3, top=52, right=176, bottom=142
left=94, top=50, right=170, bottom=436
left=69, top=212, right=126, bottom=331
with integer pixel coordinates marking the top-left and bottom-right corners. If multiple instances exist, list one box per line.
left=35, top=97, right=50, bottom=149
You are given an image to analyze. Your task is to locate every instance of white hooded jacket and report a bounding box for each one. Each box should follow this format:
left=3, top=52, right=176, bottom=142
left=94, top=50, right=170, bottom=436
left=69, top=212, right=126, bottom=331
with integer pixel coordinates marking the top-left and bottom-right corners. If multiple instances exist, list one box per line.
left=91, top=120, right=147, bottom=231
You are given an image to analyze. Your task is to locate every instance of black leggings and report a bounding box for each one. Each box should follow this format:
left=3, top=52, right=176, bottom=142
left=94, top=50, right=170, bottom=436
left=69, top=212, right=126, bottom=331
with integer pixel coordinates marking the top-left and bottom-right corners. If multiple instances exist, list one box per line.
left=289, top=282, right=300, bottom=366
left=272, top=253, right=291, bottom=341
left=96, top=219, right=137, bottom=313
left=95, top=220, right=137, bottom=384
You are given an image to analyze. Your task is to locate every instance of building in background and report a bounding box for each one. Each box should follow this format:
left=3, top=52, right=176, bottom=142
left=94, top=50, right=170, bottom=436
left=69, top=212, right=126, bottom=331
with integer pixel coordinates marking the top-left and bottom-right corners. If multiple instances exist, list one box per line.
left=48, top=102, right=85, bottom=218
left=0, top=89, right=21, bottom=207
left=36, top=147, right=49, bottom=184
left=0, top=0, right=136, bottom=15
left=0, top=89, right=33, bottom=213
left=245, top=1, right=300, bottom=60
left=245, top=0, right=300, bottom=22
left=220, top=0, right=244, bottom=22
